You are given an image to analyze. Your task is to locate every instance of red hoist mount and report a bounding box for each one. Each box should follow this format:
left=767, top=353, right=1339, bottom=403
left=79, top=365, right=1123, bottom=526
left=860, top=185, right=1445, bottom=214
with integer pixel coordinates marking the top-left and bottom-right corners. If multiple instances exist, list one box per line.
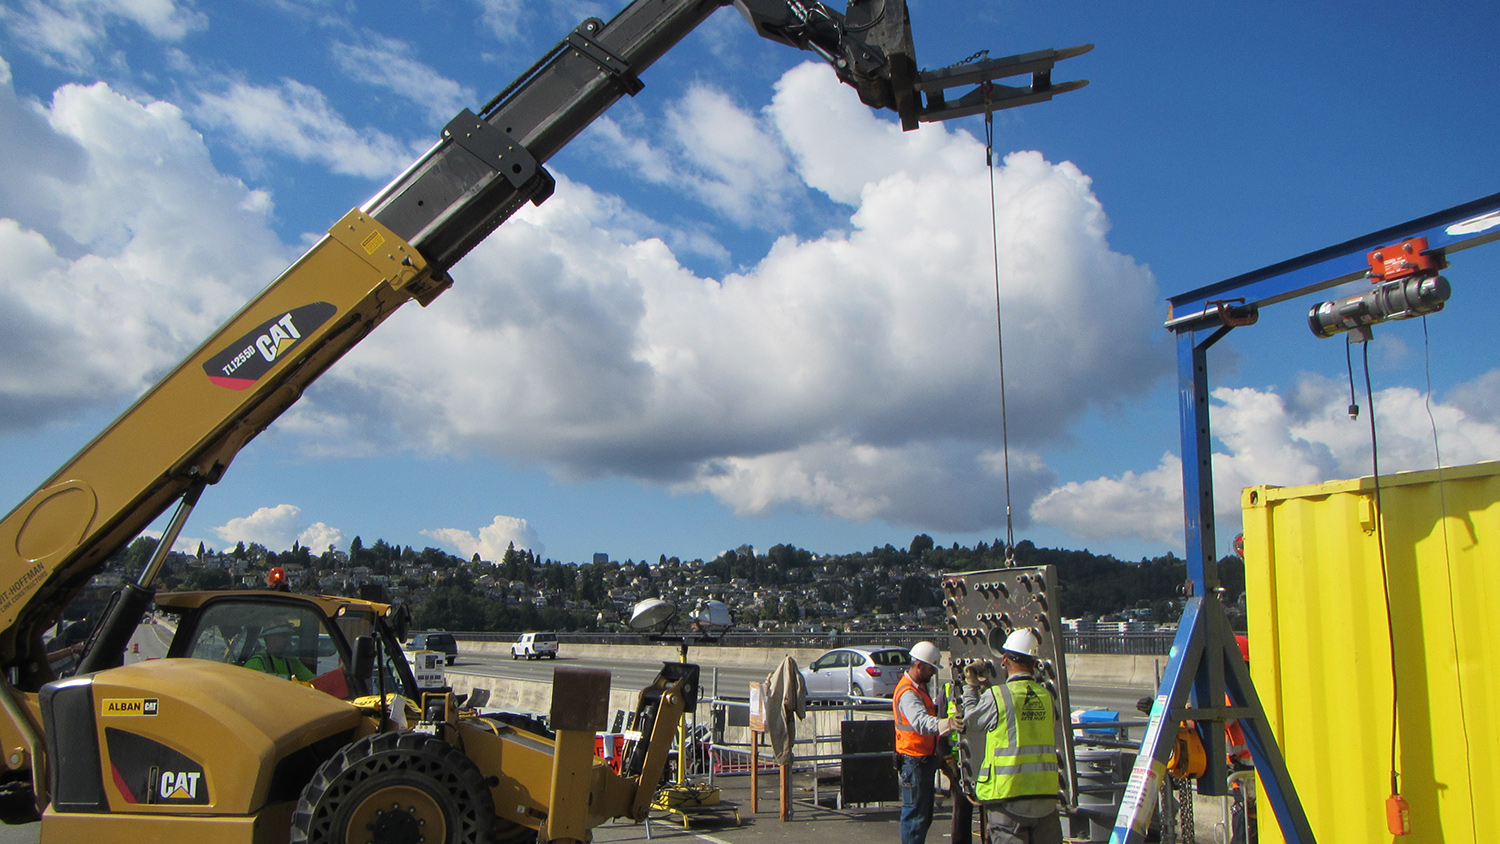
left=1369, top=236, right=1445, bottom=280
left=1308, top=236, right=1451, bottom=340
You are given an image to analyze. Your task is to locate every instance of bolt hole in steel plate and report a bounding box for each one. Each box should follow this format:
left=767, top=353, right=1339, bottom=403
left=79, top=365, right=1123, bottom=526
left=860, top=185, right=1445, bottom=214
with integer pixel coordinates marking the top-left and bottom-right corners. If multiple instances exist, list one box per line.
left=348, top=784, right=444, bottom=844
left=986, top=624, right=1015, bottom=659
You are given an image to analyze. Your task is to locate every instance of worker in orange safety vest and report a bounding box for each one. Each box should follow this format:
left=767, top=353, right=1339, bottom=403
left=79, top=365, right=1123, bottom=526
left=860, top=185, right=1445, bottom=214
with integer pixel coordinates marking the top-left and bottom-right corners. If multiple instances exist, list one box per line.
left=894, top=641, right=960, bottom=844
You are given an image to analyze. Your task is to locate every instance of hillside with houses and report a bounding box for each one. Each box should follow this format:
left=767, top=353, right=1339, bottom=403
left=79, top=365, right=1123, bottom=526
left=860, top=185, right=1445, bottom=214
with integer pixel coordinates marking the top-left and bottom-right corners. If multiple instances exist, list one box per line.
left=74, top=534, right=1245, bottom=635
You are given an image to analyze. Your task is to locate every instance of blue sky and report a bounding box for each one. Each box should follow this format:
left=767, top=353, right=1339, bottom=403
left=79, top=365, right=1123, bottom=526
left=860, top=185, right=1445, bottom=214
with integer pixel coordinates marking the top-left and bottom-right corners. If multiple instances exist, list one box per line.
left=2, top=0, right=1498, bottom=568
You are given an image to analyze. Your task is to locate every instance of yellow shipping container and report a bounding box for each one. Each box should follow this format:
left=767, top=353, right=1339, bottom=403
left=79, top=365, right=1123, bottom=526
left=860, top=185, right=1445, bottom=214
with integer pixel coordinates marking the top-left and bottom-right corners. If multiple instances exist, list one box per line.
left=1241, top=460, right=1500, bottom=843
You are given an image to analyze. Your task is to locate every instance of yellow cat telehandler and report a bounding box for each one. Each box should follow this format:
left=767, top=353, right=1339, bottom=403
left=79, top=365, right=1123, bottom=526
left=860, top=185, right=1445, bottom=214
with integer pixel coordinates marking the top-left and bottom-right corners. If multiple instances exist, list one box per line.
left=0, top=1, right=1088, bottom=841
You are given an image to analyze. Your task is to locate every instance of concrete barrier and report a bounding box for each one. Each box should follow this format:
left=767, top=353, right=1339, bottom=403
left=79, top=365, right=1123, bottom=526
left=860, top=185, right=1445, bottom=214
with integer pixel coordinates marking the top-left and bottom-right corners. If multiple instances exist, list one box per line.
left=1065, top=654, right=1163, bottom=688
left=464, top=639, right=830, bottom=670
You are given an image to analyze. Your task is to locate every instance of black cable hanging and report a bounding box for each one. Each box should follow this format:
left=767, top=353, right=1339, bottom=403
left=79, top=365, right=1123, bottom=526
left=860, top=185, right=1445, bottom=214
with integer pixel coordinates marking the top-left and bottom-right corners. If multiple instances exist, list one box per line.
left=1344, top=339, right=1360, bottom=420
left=982, top=85, right=1017, bottom=564
left=1357, top=341, right=1401, bottom=804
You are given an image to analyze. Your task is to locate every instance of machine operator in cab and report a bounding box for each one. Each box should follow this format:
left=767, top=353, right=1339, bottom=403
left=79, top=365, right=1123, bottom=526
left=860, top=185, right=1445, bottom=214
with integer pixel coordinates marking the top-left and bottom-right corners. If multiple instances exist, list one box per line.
left=243, top=621, right=314, bottom=682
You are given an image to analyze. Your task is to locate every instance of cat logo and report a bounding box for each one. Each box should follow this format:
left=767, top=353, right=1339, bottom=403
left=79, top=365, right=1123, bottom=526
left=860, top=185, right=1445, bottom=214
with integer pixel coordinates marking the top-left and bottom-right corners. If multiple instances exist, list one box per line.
left=203, top=302, right=336, bottom=390
left=159, top=770, right=203, bottom=802
left=101, top=698, right=159, bottom=717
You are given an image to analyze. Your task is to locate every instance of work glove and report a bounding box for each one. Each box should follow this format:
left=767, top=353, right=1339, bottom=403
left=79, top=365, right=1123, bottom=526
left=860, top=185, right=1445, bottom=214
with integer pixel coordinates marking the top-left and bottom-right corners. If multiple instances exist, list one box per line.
left=963, top=661, right=988, bottom=689
left=950, top=714, right=966, bottom=733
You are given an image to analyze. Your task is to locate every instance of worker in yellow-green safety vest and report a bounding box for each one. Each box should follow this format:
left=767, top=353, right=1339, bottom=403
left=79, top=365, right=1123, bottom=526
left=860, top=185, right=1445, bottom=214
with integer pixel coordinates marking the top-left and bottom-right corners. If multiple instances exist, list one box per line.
left=243, top=621, right=315, bottom=682
left=961, top=628, right=1061, bottom=844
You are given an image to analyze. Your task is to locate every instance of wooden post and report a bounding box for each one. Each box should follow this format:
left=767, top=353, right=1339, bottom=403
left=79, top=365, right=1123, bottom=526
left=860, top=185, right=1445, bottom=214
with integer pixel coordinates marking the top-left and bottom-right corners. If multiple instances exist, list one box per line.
left=750, top=730, right=761, bottom=813
left=749, top=681, right=766, bottom=814
left=779, top=761, right=792, bottom=821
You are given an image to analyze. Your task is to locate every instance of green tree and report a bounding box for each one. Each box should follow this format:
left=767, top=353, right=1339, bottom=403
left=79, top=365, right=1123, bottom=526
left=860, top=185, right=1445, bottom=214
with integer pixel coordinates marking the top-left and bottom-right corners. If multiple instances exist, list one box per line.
left=184, top=567, right=233, bottom=591
left=780, top=598, right=800, bottom=624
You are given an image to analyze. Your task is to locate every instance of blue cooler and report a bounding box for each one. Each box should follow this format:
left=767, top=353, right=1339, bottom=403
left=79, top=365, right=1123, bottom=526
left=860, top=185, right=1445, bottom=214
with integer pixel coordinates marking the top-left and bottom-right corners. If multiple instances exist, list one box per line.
left=1074, top=708, right=1121, bottom=737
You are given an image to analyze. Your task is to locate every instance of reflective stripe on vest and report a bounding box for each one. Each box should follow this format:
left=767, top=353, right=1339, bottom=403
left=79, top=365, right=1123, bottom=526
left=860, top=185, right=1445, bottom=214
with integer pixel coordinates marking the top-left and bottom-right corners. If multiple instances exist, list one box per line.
left=974, top=678, right=1059, bottom=802
left=893, top=673, right=937, bottom=758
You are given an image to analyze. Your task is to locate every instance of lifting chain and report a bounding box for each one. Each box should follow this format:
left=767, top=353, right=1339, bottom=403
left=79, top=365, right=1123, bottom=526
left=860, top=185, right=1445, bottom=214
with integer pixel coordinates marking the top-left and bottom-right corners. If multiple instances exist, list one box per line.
left=1176, top=775, right=1196, bottom=842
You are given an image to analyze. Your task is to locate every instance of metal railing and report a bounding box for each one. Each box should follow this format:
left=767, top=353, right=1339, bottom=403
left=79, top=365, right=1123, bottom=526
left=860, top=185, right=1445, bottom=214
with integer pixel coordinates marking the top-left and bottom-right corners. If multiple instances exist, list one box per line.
left=453, top=629, right=1176, bottom=655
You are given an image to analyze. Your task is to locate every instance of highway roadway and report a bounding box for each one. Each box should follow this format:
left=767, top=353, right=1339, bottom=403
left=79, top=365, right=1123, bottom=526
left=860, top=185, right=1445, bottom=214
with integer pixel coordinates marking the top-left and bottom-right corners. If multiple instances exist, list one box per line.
left=446, top=647, right=1153, bottom=720
left=103, top=634, right=1148, bottom=724
left=124, top=627, right=1152, bottom=718
left=118, top=626, right=1151, bottom=717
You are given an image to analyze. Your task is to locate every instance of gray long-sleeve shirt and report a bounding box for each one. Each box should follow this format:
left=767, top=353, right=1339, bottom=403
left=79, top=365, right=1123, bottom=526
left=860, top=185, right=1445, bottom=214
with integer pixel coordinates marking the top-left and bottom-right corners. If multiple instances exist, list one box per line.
left=896, top=673, right=944, bottom=737
left=961, top=673, right=1060, bottom=817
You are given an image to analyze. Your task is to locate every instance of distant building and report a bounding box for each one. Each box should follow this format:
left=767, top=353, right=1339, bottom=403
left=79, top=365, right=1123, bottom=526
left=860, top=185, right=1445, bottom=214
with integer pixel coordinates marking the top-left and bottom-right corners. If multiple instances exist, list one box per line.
left=593, top=553, right=609, bottom=565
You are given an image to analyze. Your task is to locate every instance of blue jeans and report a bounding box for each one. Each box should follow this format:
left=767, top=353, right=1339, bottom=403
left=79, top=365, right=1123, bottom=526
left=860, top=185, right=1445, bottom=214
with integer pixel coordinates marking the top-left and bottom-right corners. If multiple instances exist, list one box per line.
left=899, top=754, right=938, bottom=844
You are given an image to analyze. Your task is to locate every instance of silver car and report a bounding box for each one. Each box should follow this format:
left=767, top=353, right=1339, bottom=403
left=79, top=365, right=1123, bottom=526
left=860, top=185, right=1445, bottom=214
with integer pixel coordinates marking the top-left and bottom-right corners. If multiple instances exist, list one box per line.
left=800, top=646, right=910, bottom=700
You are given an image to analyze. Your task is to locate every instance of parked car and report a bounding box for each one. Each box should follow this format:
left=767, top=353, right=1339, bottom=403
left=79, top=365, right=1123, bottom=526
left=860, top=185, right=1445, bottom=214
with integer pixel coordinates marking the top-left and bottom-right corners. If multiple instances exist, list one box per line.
left=511, top=631, right=559, bottom=660
left=407, top=630, right=458, bottom=665
left=799, top=646, right=909, bottom=700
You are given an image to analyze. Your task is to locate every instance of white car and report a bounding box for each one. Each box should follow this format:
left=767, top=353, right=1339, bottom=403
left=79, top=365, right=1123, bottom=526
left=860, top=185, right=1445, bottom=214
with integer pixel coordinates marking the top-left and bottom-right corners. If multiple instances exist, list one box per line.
left=511, top=632, right=558, bottom=660
left=799, top=646, right=909, bottom=700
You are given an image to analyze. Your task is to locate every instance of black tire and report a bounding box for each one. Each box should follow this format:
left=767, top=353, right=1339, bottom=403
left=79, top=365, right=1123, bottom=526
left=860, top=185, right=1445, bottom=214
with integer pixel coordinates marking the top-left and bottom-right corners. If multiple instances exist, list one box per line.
left=290, top=731, right=497, bottom=844
left=853, top=684, right=866, bottom=698
left=511, top=651, right=517, bottom=660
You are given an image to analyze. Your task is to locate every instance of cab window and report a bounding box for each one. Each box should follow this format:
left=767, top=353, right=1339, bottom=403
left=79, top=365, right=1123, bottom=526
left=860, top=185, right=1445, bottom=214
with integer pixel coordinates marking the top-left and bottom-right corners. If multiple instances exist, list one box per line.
left=179, top=602, right=341, bottom=687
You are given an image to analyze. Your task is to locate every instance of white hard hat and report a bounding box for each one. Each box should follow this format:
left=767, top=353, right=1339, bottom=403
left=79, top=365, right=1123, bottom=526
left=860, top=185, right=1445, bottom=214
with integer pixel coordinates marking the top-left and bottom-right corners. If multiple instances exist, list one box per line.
left=909, top=641, right=942, bottom=668
left=1000, top=628, right=1041, bottom=660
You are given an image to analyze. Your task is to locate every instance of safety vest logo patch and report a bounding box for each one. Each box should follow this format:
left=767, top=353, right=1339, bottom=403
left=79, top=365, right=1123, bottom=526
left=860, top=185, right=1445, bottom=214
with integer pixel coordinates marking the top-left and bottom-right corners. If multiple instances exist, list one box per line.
left=1019, top=687, right=1047, bottom=721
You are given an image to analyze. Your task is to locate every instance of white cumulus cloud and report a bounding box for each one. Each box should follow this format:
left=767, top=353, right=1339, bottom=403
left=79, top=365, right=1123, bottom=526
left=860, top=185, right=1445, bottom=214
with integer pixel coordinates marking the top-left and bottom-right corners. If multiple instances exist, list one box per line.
left=211, top=504, right=288, bottom=549
left=209, top=503, right=344, bottom=553
left=587, top=83, right=803, bottom=229
left=297, top=521, right=346, bottom=555
left=195, top=78, right=418, bottom=179
left=1031, top=371, right=1500, bottom=547
left=1031, top=452, right=1185, bottom=546
left=330, top=31, right=474, bottom=127
left=280, top=62, right=1165, bottom=533
left=0, top=0, right=205, bottom=72
left=0, top=67, right=290, bottom=428
left=423, top=515, right=542, bottom=563
left=1, top=57, right=1166, bottom=543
